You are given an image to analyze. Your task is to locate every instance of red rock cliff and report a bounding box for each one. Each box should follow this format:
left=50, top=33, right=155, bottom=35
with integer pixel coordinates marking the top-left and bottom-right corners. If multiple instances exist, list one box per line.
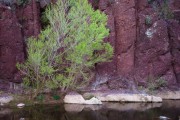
left=0, top=0, right=179, bottom=90
left=89, top=0, right=180, bottom=90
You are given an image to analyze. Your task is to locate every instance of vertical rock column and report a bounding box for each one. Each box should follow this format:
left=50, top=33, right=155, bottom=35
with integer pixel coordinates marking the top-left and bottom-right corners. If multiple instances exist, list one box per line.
left=88, top=0, right=117, bottom=90
left=0, top=0, right=41, bottom=83
left=170, top=0, right=180, bottom=85
left=113, top=0, right=136, bottom=77
left=95, top=0, right=117, bottom=81
left=90, top=0, right=137, bottom=90
left=169, top=21, right=180, bottom=84
left=0, top=7, right=24, bottom=82
left=17, top=0, right=41, bottom=38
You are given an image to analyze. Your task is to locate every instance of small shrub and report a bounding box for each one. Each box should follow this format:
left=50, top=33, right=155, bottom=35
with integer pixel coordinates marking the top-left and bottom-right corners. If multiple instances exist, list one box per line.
left=160, top=0, right=174, bottom=19
left=52, top=95, right=60, bottom=100
left=92, top=0, right=99, bottom=4
left=145, top=15, right=152, bottom=25
left=108, top=0, right=115, bottom=4
left=0, top=0, right=29, bottom=6
left=17, top=0, right=29, bottom=6
left=147, top=77, right=167, bottom=92
left=148, top=0, right=173, bottom=19
left=0, top=0, right=13, bottom=5
left=156, top=78, right=167, bottom=87
left=138, top=86, right=144, bottom=91
left=36, top=94, right=45, bottom=102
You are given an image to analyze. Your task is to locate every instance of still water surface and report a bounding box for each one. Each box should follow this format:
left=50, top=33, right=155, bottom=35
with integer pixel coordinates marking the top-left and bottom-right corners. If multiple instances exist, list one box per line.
left=0, top=100, right=179, bottom=120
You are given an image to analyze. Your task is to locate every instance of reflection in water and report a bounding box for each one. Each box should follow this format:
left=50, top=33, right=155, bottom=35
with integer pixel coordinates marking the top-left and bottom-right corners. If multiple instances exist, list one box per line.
left=64, top=104, right=103, bottom=112
left=0, top=100, right=179, bottom=120
left=64, top=102, right=162, bottom=112
left=0, top=108, right=12, bottom=117
left=103, top=102, right=162, bottom=111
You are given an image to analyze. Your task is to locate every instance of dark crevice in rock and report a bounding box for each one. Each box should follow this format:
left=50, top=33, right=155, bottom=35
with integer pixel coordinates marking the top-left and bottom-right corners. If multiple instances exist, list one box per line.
left=134, top=0, right=141, bottom=78
left=159, top=50, right=170, bottom=56
left=123, top=6, right=135, bottom=13
left=134, top=0, right=138, bottom=64
left=110, top=4, right=118, bottom=74
left=121, top=43, right=134, bottom=54
left=16, top=5, right=27, bottom=59
left=19, top=18, right=27, bottom=59
left=167, top=21, right=178, bottom=84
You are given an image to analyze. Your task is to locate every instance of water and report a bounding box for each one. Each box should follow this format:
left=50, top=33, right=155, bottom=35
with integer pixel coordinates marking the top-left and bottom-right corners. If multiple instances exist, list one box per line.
left=0, top=100, right=180, bottom=120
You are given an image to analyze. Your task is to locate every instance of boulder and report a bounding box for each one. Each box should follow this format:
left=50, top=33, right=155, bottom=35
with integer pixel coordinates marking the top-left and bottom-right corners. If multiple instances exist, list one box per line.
left=84, top=97, right=102, bottom=104
left=17, top=103, right=25, bottom=108
left=64, top=92, right=85, bottom=104
left=0, top=95, right=13, bottom=105
left=64, top=92, right=102, bottom=104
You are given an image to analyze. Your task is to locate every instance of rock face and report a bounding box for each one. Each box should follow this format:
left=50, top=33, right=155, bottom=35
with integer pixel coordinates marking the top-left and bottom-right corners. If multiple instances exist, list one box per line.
left=169, top=20, right=180, bottom=84
left=135, top=20, right=176, bottom=85
left=0, top=5, right=24, bottom=83
left=134, top=0, right=180, bottom=87
left=0, top=0, right=40, bottom=84
left=89, top=0, right=180, bottom=90
left=0, top=0, right=180, bottom=91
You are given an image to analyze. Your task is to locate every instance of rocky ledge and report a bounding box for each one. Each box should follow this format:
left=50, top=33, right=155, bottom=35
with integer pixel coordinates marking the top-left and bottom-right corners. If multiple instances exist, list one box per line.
left=83, top=91, right=162, bottom=103
left=64, top=91, right=162, bottom=104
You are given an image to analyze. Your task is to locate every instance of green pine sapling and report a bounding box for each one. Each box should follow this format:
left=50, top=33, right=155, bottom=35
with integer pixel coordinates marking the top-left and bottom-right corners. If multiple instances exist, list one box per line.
left=17, top=0, right=113, bottom=99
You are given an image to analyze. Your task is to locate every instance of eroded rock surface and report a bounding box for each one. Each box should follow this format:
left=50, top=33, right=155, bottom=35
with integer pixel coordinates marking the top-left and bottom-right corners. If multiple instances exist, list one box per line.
left=0, top=0, right=40, bottom=84
left=0, top=6, right=24, bottom=82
